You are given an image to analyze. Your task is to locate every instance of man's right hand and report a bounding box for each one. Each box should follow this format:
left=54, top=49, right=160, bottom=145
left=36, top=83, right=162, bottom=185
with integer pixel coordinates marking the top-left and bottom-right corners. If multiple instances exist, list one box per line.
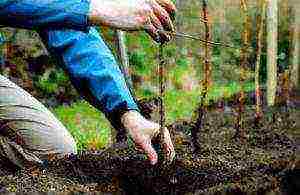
left=89, top=0, right=176, bottom=43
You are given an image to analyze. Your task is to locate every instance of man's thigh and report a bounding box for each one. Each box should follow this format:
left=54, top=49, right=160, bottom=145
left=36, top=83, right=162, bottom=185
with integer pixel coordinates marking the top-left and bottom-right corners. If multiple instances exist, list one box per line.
left=0, top=75, right=76, bottom=165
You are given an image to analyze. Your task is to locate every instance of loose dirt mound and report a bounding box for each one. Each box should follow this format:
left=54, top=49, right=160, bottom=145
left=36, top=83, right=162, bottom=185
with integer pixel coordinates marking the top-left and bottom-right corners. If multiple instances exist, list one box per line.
left=0, top=106, right=299, bottom=194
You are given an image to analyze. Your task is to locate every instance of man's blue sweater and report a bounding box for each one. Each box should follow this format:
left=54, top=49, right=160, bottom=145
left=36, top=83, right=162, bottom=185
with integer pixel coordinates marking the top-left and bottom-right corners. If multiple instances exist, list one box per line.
left=0, top=0, right=139, bottom=129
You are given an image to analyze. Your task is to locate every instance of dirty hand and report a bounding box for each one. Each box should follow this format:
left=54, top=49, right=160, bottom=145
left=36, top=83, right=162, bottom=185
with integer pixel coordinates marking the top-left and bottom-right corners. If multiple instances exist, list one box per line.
left=89, top=0, right=176, bottom=43
left=121, top=110, right=175, bottom=165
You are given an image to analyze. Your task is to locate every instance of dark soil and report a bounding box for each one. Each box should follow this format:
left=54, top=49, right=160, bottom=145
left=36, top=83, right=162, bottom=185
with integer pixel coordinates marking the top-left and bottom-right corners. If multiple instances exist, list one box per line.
left=0, top=99, right=299, bottom=194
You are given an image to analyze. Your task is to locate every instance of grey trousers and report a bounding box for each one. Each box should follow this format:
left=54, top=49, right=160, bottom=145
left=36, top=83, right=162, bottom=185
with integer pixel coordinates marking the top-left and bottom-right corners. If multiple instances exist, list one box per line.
left=0, top=75, right=77, bottom=167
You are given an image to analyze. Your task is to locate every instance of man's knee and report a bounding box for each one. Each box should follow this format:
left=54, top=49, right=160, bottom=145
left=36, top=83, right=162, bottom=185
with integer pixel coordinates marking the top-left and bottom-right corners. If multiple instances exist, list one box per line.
left=56, top=127, right=77, bottom=155
left=0, top=74, right=77, bottom=158
left=18, top=119, right=78, bottom=157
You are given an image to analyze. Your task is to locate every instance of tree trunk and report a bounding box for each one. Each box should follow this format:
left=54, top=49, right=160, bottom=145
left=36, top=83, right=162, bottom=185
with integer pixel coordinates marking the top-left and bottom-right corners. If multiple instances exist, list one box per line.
left=266, top=0, right=278, bottom=106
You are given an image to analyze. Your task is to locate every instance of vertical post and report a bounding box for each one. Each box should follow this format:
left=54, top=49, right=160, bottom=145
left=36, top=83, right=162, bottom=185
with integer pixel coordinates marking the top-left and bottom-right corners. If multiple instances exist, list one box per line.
left=290, top=6, right=299, bottom=89
left=175, top=0, right=185, bottom=50
left=235, top=0, right=250, bottom=140
left=116, top=30, right=133, bottom=90
left=266, top=0, right=278, bottom=106
left=219, top=0, right=227, bottom=83
left=254, top=0, right=266, bottom=124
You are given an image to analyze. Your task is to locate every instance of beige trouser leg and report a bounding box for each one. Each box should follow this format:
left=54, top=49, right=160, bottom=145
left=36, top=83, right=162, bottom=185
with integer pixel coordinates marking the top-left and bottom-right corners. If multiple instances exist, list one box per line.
left=0, top=75, right=77, bottom=167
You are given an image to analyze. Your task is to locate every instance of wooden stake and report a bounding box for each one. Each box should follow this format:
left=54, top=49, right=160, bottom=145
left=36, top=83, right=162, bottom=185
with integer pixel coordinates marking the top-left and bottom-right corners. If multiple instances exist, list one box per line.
left=290, top=5, right=299, bottom=89
left=254, top=0, right=266, bottom=124
left=266, top=0, right=278, bottom=106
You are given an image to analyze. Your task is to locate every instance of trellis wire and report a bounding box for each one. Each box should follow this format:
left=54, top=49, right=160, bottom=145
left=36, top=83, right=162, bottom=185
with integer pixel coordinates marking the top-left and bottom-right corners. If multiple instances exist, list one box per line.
left=157, top=29, right=237, bottom=49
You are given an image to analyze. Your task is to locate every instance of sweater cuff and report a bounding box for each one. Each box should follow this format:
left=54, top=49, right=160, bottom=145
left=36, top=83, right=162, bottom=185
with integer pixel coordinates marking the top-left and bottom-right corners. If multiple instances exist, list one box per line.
left=65, top=0, right=91, bottom=31
left=106, top=102, right=140, bottom=139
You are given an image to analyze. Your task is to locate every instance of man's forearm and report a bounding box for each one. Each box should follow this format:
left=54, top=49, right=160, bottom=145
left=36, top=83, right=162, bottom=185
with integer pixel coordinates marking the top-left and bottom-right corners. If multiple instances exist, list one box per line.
left=38, top=27, right=139, bottom=131
left=0, top=0, right=90, bottom=31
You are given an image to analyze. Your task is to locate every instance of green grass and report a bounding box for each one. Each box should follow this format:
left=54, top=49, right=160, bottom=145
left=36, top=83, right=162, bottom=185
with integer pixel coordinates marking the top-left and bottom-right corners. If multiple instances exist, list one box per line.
left=53, top=101, right=111, bottom=151
left=137, top=81, right=254, bottom=122
left=53, top=81, right=254, bottom=151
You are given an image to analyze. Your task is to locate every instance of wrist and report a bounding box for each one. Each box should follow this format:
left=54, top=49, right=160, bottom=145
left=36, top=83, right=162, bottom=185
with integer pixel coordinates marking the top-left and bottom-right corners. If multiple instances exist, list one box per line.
left=88, top=0, right=104, bottom=26
left=88, top=0, right=97, bottom=25
left=121, top=110, right=141, bottom=129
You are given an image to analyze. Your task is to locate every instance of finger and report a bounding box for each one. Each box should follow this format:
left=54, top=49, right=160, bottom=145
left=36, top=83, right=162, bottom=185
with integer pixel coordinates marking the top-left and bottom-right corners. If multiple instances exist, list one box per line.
left=150, top=12, right=171, bottom=43
left=150, top=1, right=175, bottom=32
left=140, top=139, right=158, bottom=165
left=155, top=0, right=177, bottom=19
left=162, top=127, right=176, bottom=163
left=144, top=23, right=161, bottom=43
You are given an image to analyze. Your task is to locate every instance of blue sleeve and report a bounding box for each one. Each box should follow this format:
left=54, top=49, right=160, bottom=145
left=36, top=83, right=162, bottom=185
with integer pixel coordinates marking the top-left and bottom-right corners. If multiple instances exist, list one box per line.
left=38, top=27, right=139, bottom=132
left=0, top=0, right=90, bottom=31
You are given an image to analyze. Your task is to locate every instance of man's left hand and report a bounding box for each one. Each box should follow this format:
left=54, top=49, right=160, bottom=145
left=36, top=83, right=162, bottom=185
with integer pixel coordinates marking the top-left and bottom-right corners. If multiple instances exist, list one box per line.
left=121, top=110, right=175, bottom=165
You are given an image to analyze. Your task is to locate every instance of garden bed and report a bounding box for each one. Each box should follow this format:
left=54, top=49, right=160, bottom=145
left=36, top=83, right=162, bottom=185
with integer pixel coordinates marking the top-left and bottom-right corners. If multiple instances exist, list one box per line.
left=0, top=102, right=298, bottom=194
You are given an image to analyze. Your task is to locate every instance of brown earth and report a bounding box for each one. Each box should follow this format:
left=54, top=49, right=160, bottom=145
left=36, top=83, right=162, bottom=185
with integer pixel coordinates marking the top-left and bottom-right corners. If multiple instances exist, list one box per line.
left=0, top=95, right=299, bottom=194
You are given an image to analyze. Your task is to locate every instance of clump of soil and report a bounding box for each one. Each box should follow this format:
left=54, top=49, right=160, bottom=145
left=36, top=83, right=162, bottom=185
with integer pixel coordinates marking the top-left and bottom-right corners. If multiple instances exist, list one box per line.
left=0, top=105, right=299, bottom=194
